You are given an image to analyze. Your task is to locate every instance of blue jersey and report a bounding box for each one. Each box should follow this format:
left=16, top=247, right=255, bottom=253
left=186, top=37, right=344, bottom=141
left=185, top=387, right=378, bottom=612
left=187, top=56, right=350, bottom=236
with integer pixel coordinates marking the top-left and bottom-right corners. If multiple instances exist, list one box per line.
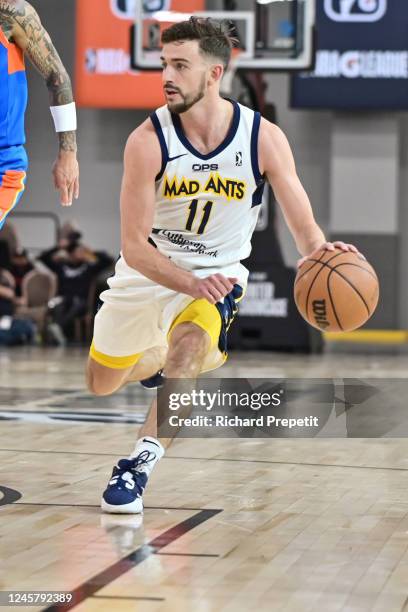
left=0, top=25, right=28, bottom=229
left=0, top=25, right=28, bottom=151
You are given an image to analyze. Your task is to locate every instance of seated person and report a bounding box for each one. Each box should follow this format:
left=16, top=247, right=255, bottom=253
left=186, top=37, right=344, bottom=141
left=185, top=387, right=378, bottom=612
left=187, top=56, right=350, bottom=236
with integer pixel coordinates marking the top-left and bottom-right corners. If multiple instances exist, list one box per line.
left=0, top=268, right=35, bottom=346
left=9, top=248, right=35, bottom=297
left=38, top=240, right=113, bottom=340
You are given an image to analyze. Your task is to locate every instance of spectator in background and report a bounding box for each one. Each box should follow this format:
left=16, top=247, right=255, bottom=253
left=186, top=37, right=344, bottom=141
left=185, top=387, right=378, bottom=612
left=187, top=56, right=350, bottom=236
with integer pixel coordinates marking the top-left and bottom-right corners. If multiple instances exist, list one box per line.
left=1, top=220, right=21, bottom=257
left=0, top=239, right=11, bottom=271
left=0, top=241, right=35, bottom=346
left=39, top=239, right=113, bottom=342
left=59, top=220, right=81, bottom=243
left=9, top=248, right=34, bottom=297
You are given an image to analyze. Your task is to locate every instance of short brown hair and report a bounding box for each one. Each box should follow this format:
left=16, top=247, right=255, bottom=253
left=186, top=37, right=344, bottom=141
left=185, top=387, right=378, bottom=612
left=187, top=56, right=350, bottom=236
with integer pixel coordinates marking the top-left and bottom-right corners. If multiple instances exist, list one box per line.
left=161, top=17, right=235, bottom=69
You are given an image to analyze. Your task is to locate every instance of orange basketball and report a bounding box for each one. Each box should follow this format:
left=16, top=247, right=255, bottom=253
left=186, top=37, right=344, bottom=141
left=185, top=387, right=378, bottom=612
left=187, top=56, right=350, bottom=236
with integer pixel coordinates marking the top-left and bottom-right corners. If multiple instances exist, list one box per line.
left=294, top=248, right=380, bottom=332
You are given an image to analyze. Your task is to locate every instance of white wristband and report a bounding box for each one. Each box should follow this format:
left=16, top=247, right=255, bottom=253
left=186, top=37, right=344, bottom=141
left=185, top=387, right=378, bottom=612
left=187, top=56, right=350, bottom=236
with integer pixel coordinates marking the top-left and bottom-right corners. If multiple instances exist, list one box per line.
left=50, top=102, right=77, bottom=133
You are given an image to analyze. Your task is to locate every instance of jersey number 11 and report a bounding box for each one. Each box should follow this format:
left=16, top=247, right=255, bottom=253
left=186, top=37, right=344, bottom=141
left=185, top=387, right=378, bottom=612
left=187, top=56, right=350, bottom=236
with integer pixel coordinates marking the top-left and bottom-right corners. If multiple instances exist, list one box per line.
left=185, top=200, right=213, bottom=235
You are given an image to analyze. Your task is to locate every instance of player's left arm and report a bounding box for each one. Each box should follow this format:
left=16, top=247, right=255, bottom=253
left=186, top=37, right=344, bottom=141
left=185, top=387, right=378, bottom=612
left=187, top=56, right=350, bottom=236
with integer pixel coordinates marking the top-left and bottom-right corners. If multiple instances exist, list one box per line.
left=0, top=0, right=79, bottom=206
left=259, top=118, right=361, bottom=267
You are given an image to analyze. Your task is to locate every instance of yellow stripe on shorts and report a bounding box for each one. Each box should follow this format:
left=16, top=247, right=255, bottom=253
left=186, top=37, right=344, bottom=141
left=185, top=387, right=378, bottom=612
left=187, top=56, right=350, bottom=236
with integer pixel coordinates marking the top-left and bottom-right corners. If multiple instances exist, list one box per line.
left=168, top=299, right=222, bottom=349
left=89, top=341, right=142, bottom=370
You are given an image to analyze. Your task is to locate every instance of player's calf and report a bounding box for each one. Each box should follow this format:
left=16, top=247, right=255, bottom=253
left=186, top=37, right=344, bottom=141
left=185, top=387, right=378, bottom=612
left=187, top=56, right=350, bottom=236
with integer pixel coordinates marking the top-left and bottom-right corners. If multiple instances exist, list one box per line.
left=101, top=324, right=211, bottom=514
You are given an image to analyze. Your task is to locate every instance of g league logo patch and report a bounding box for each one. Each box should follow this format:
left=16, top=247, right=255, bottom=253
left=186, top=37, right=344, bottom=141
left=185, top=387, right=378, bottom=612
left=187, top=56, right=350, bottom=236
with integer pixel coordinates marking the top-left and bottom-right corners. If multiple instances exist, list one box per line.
left=111, top=0, right=171, bottom=19
left=324, top=0, right=387, bottom=22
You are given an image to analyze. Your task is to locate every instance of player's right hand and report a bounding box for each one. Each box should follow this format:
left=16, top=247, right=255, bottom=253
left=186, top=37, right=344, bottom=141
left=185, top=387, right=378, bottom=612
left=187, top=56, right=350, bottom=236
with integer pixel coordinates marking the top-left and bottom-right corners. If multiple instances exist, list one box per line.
left=190, top=274, right=238, bottom=305
left=52, top=151, right=80, bottom=207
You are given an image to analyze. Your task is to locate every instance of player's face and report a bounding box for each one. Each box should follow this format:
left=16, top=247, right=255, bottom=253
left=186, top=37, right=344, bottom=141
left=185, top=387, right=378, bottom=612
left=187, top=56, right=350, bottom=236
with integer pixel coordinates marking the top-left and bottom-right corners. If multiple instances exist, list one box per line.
left=161, top=41, right=213, bottom=114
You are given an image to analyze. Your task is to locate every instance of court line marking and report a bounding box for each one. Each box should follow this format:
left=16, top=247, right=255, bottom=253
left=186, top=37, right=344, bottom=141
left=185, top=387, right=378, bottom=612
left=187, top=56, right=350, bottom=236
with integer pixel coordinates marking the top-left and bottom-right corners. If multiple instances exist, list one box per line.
left=0, top=448, right=407, bottom=472
left=91, top=595, right=165, bottom=601
left=0, top=410, right=146, bottom=425
left=0, top=485, right=22, bottom=506
left=42, top=508, right=222, bottom=612
left=0, top=387, right=149, bottom=414
left=155, top=551, right=219, bottom=557
left=167, top=455, right=408, bottom=472
left=0, top=409, right=145, bottom=416
left=13, top=501, right=215, bottom=512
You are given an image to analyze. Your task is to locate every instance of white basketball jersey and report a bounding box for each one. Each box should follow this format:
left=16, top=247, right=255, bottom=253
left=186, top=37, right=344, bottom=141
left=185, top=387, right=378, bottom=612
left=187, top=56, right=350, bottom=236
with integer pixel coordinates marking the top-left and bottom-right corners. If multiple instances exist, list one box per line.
left=118, top=100, right=265, bottom=288
left=147, top=100, right=265, bottom=284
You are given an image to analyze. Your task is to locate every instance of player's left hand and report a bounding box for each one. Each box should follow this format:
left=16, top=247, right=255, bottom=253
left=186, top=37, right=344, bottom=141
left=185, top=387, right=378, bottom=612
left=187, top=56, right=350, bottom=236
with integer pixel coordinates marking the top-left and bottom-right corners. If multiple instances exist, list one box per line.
left=52, top=151, right=80, bottom=207
left=297, top=241, right=365, bottom=269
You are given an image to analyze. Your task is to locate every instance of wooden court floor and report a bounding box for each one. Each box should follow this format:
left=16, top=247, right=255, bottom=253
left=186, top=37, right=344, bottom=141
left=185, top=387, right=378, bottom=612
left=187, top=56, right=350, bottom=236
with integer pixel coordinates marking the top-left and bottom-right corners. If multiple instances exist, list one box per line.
left=0, top=346, right=407, bottom=611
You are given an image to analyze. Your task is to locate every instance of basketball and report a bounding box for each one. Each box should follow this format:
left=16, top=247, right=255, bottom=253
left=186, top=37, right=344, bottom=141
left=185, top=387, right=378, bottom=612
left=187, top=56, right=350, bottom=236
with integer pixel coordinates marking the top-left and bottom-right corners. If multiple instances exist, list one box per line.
left=294, top=248, right=380, bottom=332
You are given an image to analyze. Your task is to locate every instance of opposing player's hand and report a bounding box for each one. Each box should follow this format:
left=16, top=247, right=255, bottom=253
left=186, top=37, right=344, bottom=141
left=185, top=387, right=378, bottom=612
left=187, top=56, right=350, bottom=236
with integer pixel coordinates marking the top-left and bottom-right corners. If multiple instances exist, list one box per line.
left=190, top=274, right=238, bottom=305
left=52, top=151, right=80, bottom=207
left=297, top=241, right=365, bottom=269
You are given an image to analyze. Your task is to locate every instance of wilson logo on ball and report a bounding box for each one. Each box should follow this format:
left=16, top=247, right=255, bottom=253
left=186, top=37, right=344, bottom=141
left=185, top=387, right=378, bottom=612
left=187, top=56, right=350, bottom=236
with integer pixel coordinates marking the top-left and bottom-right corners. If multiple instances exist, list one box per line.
left=312, top=299, right=330, bottom=330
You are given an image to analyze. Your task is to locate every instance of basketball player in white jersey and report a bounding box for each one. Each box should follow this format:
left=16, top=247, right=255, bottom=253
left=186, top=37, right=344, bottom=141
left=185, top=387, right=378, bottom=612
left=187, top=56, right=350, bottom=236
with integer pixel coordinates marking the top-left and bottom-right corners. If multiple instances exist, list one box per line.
left=86, top=18, right=360, bottom=513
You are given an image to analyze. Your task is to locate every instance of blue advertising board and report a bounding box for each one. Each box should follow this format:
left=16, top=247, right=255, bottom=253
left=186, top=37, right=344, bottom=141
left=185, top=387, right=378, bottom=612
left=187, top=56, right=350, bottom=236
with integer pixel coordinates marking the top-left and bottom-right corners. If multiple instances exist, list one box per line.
left=291, top=0, right=408, bottom=110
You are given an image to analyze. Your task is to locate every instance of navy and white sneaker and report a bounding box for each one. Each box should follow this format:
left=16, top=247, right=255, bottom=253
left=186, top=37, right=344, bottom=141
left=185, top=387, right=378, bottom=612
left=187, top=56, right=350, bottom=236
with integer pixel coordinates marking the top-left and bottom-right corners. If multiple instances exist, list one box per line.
left=101, top=450, right=155, bottom=514
left=140, top=369, right=165, bottom=390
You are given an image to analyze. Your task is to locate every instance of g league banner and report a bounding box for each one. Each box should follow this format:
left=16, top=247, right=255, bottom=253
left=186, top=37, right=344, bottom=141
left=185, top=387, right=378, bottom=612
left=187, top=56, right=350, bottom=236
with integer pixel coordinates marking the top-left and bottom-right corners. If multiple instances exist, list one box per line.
left=291, top=0, right=408, bottom=110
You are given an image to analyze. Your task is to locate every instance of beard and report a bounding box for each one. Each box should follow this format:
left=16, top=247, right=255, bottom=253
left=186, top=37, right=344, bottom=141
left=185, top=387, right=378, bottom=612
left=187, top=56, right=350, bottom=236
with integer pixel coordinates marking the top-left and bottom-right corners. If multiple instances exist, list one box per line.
left=166, top=74, right=206, bottom=114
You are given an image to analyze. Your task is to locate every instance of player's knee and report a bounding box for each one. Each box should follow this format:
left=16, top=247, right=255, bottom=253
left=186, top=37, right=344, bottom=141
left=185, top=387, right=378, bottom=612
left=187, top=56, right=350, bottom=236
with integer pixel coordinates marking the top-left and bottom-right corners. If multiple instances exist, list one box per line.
left=171, top=324, right=208, bottom=355
left=86, top=371, right=111, bottom=396
left=86, top=362, right=119, bottom=396
left=167, top=324, right=209, bottom=371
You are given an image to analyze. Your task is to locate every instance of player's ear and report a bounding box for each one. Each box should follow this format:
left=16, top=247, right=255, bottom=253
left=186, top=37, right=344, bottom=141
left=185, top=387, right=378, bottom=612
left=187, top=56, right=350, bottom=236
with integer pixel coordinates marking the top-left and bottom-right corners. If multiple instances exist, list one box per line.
left=209, top=64, right=224, bottom=84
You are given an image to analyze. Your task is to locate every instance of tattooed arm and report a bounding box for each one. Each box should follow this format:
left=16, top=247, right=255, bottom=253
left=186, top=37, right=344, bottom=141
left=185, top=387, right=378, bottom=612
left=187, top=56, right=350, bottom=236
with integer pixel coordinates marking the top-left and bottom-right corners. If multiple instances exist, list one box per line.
left=0, top=0, right=79, bottom=205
